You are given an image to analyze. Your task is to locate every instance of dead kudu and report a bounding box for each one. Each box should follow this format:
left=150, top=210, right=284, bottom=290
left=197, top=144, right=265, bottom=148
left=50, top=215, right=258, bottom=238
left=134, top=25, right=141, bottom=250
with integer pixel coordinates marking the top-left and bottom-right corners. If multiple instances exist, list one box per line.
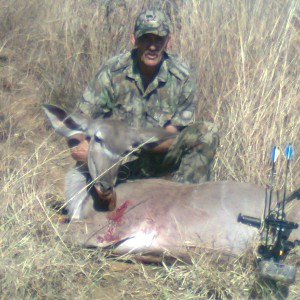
left=43, top=104, right=300, bottom=269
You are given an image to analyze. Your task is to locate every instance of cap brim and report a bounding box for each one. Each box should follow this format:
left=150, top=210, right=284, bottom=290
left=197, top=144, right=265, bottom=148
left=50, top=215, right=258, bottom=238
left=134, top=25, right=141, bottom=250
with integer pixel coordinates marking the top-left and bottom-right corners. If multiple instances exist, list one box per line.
left=135, top=30, right=169, bottom=39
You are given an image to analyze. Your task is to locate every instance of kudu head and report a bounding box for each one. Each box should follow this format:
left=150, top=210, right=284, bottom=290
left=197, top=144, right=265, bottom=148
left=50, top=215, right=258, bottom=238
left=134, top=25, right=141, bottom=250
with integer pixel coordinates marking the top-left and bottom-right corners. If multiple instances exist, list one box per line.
left=43, top=104, right=177, bottom=209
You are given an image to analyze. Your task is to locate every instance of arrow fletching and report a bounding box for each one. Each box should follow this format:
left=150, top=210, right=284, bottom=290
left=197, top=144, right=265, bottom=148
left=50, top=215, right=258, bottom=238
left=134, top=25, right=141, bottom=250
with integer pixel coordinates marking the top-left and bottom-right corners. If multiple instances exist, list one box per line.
left=284, top=143, right=293, bottom=160
left=271, top=146, right=280, bottom=163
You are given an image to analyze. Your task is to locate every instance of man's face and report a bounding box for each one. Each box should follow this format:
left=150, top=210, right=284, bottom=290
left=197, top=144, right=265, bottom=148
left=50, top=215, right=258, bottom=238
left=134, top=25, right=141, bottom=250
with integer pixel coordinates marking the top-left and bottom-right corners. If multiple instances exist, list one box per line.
left=135, top=33, right=170, bottom=68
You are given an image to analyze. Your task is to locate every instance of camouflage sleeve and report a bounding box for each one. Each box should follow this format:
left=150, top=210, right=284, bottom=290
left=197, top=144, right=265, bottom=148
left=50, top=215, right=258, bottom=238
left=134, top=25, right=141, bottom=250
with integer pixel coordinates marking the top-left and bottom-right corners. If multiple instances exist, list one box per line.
left=170, top=77, right=196, bottom=127
left=77, top=65, right=114, bottom=119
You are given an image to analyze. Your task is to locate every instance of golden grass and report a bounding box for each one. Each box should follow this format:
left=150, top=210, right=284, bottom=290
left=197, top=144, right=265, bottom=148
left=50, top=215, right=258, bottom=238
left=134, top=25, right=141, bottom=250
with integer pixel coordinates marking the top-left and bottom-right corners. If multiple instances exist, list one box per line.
left=0, top=0, right=299, bottom=298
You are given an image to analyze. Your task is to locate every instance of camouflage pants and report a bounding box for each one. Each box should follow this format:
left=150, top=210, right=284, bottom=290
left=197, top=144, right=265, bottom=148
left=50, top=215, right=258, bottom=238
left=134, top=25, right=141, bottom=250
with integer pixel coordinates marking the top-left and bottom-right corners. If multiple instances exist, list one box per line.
left=118, top=121, right=219, bottom=184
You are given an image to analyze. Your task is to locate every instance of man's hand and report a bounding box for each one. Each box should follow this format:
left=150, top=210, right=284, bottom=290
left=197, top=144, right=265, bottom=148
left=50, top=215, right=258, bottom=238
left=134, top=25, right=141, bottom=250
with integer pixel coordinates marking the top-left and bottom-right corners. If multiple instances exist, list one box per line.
left=151, top=125, right=178, bottom=153
left=68, top=133, right=89, bottom=162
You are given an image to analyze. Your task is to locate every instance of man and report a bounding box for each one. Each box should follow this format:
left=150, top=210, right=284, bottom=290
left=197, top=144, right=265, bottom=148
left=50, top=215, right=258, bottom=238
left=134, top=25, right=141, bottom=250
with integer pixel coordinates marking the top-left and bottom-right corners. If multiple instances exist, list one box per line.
left=71, top=10, right=219, bottom=196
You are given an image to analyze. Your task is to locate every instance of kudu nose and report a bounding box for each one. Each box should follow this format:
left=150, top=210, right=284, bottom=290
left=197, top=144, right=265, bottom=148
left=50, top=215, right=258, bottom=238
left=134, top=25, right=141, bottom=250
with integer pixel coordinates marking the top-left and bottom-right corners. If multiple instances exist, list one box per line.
left=94, top=180, right=111, bottom=192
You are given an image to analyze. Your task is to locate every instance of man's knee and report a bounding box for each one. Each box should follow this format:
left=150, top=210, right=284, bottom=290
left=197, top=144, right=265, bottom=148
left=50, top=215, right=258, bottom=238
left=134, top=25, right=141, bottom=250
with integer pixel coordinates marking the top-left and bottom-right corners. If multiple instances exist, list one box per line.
left=175, top=121, right=219, bottom=151
left=165, top=121, right=219, bottom=184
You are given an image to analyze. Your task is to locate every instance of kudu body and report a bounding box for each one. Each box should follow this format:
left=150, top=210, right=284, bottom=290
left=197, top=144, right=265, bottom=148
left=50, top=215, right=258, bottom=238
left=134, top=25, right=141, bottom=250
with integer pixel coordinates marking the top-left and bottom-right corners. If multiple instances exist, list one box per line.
left=43, top=104, right=300, bottom=262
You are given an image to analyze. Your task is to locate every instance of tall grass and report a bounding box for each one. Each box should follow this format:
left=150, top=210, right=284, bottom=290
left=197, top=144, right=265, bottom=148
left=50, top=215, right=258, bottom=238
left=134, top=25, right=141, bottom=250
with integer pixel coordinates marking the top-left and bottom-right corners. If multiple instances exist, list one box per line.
left=0, top=0, right=299, bottom=298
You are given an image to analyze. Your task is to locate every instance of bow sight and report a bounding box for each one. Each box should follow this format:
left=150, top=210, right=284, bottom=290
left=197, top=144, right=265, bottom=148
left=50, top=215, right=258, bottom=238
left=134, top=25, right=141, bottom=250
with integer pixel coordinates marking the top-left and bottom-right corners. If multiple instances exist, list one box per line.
left=238, top=144, right=300, bottom=284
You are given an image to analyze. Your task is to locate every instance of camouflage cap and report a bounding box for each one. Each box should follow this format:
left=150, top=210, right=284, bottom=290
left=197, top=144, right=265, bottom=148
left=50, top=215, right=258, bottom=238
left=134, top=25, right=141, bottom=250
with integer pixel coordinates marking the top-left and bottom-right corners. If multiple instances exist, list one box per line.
left=134, top=10, right=171, bottom=39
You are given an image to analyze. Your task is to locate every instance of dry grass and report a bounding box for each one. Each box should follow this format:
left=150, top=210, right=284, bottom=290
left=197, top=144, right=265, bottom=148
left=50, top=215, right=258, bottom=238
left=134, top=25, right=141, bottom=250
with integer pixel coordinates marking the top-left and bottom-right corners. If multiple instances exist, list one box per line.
left=0, top=0, right=299, bottom=299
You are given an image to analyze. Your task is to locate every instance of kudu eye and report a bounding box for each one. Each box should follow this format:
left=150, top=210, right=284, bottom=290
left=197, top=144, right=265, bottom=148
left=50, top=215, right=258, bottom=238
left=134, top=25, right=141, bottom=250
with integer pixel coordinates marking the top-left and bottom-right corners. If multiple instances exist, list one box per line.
left=94, top=131, right=104, bottom=143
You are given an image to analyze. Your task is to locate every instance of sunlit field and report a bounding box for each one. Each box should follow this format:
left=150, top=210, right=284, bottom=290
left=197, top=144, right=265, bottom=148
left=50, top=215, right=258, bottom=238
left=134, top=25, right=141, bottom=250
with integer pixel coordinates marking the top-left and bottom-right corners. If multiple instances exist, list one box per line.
left=0, top=0, right=299, bottom=299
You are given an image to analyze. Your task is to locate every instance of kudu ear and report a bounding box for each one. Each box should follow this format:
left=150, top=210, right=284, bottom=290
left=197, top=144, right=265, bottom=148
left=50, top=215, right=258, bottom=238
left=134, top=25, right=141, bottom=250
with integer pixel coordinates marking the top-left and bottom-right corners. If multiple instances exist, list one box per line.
left=42, top=104, right=89, bottom=137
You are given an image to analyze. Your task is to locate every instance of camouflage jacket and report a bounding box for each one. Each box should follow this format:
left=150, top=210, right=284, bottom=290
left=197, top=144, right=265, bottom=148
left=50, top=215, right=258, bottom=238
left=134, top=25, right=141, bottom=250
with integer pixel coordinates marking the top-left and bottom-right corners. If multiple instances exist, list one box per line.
left=78, top=49, right=196, bottom=128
